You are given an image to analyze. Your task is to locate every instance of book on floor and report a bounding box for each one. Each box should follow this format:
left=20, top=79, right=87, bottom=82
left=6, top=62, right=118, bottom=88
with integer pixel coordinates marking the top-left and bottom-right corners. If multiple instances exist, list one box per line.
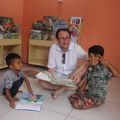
left=15, top=92, right=44, bottom=112
left=36, top=71, right=76, bottom=87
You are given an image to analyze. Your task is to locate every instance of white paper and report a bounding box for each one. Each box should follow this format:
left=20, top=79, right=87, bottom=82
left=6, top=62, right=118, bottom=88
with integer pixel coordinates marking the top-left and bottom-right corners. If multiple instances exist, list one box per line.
left=15, top=102, right=41, bottom=112
left=36, top=71, right=51, bottom=81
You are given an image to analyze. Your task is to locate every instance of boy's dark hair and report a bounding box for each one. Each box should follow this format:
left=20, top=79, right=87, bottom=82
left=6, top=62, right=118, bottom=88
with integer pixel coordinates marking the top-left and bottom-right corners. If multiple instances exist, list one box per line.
left=88, top=45, right=104, bottom=56
left=5, top=53, right=21, bottom=66
left=56, top=28, right=71, bottom=39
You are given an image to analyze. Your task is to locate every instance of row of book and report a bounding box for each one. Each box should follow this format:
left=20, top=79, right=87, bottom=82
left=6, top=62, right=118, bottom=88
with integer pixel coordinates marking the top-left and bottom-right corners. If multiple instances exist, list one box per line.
left=0, top=16, right=20, bottom=39
left=30, top=16, right=83, bottom=42
left=0, top=16, right=83, bottom=42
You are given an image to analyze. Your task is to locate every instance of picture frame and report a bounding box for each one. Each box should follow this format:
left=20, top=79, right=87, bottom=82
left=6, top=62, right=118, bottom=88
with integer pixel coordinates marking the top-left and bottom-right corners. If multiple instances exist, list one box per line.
left=70, top=16, right=83, bottom=25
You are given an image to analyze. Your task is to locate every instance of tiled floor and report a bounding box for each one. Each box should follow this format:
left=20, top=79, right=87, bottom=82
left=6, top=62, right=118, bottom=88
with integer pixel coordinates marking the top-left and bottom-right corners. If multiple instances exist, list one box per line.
left=0, top=65, right=120, bottom=120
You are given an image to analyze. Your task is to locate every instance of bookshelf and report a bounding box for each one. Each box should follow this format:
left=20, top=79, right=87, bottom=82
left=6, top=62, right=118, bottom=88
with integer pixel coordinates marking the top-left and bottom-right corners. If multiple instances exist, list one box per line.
left=0, top=39, right=21, bottom=69
left=28, top=39, right=56, bottom=67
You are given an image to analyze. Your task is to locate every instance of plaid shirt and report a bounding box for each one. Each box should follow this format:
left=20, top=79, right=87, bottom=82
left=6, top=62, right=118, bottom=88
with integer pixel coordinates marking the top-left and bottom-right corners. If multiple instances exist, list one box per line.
left=85, top=64, right=112, bottom=101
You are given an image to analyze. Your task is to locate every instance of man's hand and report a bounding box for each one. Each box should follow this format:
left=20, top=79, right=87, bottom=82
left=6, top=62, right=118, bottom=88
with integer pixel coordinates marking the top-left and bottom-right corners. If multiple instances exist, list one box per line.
left=48, top=68, right=57, bottom=80
left=71, top=74, right=81, bottom=83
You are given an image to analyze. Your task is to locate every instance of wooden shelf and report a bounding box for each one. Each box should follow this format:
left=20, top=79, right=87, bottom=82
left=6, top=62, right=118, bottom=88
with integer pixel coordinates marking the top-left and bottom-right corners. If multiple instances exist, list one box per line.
left=29, top=39, right=56, bottom=47
left=28, top=39, right=56, bottom=67
left=28, top=59, right=48, bottom=66
left=0, top=63, right=7, bottom=69
left=0, top=39, right=21, bottom=46
left=0, top=39, right=21, bottom=69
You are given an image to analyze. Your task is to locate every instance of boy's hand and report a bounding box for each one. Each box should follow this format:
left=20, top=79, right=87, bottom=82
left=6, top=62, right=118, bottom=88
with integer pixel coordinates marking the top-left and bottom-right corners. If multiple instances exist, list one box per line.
left=28, top=89, right=34, bottom=96
left=98, top=55, right=109, bottom=67
left=29, top=94, right=37, bottom=102
left=70, top=74, right=81, bottom=83
left=10, top=100, right=16, bottom=108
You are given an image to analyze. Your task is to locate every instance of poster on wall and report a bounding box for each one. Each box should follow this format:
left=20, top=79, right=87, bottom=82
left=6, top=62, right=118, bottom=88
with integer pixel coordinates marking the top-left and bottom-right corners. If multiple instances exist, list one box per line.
left=69, top=16, right=83, bottom=44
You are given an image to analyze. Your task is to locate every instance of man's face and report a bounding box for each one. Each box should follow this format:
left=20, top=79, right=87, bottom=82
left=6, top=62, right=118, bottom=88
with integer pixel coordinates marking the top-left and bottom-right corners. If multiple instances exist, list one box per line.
left=89, top=53, right=101, bottom=66
left=57, top=31, right=71, bottom=51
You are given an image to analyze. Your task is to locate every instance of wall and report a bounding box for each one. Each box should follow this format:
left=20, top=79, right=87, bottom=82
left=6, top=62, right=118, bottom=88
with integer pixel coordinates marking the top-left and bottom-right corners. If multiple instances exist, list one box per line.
left=83, top=0, right=120, bottom=71
left=22, top=0, right=120, bottom=71
left=0, top=0, right=23, bottom=26
left=22, top=0, right=58, bottom=63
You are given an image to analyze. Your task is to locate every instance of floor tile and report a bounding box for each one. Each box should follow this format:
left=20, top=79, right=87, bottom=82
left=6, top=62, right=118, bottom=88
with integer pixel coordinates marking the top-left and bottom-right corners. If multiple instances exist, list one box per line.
left=66, top=116, right=80, bottom=120
left=95, top=102, right=120, bottom=120
left=0, top=65, right=120, bottom=120
left=69, top=107, right=99, bottom=120
left=106, top=88, right=120, bottom=105
left=0, top=109, right=66, bottom=120
left=39, top=89, right=74, bottom=115
left=0, top=95, right=12, bottom=117
left=69, top=102, right=120, bottom=120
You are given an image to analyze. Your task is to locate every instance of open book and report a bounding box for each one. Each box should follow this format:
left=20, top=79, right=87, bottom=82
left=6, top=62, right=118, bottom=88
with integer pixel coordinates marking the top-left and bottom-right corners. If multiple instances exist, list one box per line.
left=15, top=93, right=44, bottom=112
left=36, top=71, right=76, bottom=87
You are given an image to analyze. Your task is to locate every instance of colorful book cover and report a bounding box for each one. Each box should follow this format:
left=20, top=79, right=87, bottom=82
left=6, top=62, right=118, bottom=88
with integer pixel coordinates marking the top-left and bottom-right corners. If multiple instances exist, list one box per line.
left=15, top=93, right=44, bottom=112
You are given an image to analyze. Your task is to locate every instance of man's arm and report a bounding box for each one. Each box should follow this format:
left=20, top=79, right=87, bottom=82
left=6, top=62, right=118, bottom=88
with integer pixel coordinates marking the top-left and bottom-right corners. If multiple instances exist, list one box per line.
left=70, top=61, right=88, bottom=83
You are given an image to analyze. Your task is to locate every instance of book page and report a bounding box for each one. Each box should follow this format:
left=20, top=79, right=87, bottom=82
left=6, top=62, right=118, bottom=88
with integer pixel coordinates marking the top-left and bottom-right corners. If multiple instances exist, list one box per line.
left=36, top=71, right=51, bottom=82
left=36, top=71, right=76, bottom=87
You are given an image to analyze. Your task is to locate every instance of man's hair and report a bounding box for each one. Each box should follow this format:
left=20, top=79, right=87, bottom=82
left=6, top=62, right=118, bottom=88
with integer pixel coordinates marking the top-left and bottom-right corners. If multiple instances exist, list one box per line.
left=5, top=53, right=21, bottom=66
left=56, top=28, right=71, bottom=39
left=88, top=45, right=104, bottom=56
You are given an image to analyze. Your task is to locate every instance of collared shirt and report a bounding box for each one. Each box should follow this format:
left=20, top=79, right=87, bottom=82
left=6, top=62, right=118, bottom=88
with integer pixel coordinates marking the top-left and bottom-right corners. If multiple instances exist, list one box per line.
left=0, top=69, right=24, bottom=95
left=85, top=64, right=112, bottom=101
left=48, top=41, right=88, bottom=76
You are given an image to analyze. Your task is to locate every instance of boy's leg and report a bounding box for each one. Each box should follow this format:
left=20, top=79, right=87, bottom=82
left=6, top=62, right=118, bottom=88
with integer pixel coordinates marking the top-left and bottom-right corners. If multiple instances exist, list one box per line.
left=38, top=80, right=60, bottom=90
left=69, top=92, right=104, bottom=110
left=9, top=78, right=24, bottom=97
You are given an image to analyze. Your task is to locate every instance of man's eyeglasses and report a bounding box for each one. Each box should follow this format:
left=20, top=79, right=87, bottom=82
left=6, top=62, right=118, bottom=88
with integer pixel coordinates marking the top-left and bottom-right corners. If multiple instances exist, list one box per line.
left=58, top=37, right=70, bottom=41
left=62, top=53, right=65, bottom=64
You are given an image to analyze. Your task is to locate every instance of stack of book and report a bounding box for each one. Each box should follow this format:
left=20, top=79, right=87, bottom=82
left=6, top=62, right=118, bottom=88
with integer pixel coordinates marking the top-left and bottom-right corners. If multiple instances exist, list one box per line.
left=0, top=16, right=20, bottom=39
left=30, top=16, right=68, bottom=40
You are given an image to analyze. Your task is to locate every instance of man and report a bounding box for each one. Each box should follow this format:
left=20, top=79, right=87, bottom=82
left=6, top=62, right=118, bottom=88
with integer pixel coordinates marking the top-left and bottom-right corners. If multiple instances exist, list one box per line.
left=39, top=28, right=88, bottom=99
